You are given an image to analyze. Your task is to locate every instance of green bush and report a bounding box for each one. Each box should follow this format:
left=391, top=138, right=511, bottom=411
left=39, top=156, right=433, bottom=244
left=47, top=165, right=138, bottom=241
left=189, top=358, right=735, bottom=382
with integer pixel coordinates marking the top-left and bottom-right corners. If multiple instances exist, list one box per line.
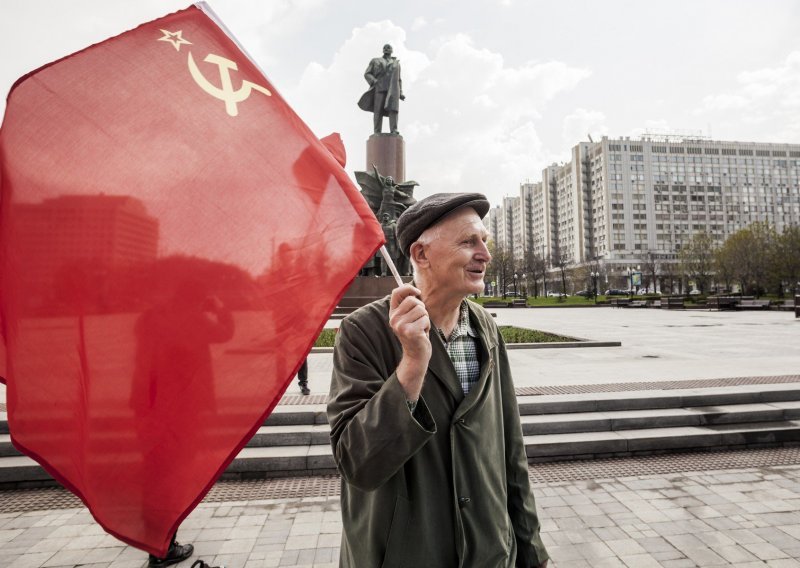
left=498, top=326, right=574, bottom=343
left=314, top=328, right=338, bottom=347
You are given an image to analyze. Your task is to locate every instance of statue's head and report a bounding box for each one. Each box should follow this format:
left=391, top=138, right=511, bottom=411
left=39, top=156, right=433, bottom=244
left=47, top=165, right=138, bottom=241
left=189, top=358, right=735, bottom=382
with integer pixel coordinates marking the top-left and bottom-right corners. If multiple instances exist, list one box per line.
left=383, top=44, right=393, bottom=57
left=385, top=176, right=394, bottom=186
left=381, top=213, right=391, bottom=223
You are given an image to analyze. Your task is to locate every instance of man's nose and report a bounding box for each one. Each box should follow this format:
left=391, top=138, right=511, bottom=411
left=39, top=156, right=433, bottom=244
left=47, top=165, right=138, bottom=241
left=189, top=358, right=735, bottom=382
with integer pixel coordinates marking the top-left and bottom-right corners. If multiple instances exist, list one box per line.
left=476, top=241, right=491, bottom=262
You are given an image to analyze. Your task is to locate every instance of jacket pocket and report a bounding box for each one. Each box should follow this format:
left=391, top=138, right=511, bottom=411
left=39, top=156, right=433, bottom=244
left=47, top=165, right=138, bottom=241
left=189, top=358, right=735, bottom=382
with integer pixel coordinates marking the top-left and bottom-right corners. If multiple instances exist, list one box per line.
left=380, top=495, right=411, bottom=568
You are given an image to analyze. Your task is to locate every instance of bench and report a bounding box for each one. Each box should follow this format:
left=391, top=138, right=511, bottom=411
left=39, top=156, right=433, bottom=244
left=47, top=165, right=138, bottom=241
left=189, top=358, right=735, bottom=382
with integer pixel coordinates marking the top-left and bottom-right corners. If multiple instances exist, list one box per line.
left=629, top=300, right=648, bottom=308
left=663, top=297, right=685, bottom=309
left=707, top=296, right=738, bottom=311
left=648, top=300, right=662, bottom=309
left=737, top=299, right=771, bottom=310
left=483, top=301, right=510, bottom=308
left=609, top=298, right=631, bottom=307
left=511, top=299, right=528, bottom=308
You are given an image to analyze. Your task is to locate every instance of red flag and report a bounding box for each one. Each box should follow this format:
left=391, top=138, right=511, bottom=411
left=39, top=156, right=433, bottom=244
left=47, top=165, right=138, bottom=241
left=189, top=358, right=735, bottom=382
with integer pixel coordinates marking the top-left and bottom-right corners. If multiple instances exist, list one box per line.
left=0, top=4, right=382, bottom=556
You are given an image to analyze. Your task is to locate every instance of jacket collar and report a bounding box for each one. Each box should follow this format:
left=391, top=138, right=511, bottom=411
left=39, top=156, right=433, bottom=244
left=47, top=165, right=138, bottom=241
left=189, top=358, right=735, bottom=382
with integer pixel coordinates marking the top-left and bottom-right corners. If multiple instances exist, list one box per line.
left=426, top=299, right=498, bottom=406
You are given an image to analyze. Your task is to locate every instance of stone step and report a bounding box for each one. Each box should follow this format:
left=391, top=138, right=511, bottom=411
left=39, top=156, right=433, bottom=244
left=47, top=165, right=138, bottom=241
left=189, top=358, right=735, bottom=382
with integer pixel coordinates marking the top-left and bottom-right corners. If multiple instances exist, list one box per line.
left=520, top=401, right=800, bottom=435
left=524, top=420, right=800, bottom=460
left=516, top=384, right=800, bottom=415
left=3, top=401, right=797, bottom=459
left=2, top=384, right=798, bottom=435
left=4, top=419, right=800, bottom=484
left=3, top=385, right=800, bottom=484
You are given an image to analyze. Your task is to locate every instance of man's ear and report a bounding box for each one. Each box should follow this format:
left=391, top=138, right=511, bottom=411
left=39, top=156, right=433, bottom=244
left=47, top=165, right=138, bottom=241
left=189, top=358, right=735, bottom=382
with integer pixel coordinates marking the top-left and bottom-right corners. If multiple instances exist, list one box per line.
left=410, top=241, right=428, bottom=268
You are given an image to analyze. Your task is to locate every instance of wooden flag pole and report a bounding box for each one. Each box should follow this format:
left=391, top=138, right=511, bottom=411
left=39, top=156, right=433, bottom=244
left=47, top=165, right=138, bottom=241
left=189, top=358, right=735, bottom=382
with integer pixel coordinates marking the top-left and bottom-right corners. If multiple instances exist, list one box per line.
left=379, top=245, right=404, bottom=287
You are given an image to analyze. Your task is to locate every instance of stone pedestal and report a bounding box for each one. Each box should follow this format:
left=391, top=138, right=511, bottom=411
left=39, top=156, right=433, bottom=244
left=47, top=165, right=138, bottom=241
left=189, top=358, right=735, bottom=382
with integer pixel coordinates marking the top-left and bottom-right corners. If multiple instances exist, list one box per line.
left=336, top=276, right=413, bottom=315
left=366, top=134, right=405, bottom=182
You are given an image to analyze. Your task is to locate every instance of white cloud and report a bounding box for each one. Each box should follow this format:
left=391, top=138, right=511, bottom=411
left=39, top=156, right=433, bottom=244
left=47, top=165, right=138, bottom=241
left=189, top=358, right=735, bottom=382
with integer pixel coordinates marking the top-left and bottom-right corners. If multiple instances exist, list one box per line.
left=695, top=50, right=800, bottom=141
left=289, top=25, right=590, bottom=205
left=562, top=108, right=608, bottom=145
left=411, top=16, right=427, bottom=31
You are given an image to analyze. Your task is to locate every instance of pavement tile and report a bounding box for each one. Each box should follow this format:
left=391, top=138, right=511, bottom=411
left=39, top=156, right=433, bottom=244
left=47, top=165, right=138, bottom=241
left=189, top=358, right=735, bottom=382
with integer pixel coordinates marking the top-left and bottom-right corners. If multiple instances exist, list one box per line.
left=744, top=541, right=791, bottom=560
left=619, top=553, right=662, bottom=568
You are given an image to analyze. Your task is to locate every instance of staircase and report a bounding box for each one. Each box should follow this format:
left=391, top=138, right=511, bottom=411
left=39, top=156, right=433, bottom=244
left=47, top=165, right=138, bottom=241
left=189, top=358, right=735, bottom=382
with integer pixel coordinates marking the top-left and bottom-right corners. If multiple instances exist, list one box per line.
left=2, top=383, right=800, bottom=485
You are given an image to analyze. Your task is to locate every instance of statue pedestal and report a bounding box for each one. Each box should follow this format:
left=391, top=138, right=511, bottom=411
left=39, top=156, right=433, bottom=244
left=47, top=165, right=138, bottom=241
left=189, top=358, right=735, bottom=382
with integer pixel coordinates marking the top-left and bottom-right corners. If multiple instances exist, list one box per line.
left=336, top=276, right=413, bottom=315
left=366, top=134, right=405, bottom=182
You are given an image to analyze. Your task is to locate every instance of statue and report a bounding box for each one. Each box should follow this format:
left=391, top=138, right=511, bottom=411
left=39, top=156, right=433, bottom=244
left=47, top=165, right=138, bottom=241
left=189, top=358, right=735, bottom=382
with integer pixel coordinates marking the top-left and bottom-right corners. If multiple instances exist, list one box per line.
left=357, top=44, right=405, bottom=135
left=355, top=165, right=417, bottom=276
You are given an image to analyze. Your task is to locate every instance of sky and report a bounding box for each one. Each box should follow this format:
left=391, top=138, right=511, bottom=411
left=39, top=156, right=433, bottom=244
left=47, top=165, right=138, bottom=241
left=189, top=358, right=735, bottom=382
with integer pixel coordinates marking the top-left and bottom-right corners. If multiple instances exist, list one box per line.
left=1, top=0, right=799, bottom=208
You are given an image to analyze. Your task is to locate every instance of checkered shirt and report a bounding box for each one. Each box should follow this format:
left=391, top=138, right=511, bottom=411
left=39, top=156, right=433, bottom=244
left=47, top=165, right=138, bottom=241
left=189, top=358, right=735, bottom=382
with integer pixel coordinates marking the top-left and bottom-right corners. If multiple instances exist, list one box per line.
left=435, top=301, right=480, bottom=395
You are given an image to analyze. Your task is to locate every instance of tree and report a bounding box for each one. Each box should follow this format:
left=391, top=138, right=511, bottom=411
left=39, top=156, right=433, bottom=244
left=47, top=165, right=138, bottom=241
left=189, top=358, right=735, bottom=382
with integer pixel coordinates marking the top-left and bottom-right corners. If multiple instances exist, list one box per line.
left=678, top=232, right=715, bottom=294
left=487, top=241, right=514, bottom=298
left=642, top=251, right=661, bottom=294
left=713, top=243, right=737, bottom=294
left=553, top=251, right=571, bottom=299
left=523, top=249, right=546, bottom=298
left=774, top=226, right=800, bottom=295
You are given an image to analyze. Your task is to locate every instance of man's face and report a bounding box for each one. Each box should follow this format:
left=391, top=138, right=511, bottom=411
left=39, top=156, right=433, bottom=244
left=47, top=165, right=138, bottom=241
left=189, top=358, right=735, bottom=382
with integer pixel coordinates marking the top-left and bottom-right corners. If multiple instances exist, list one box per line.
left=383, top=44, right=393, bottom=57
left=421, top=207, right=491, bottom=298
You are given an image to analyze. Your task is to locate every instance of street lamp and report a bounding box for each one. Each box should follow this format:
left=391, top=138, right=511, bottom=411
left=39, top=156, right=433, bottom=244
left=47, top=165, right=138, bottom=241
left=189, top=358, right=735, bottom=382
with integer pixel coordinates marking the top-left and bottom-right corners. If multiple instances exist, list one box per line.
left=522, top=273, right=526, bottom=297
left=626, top=267, right=633, bottom=299
left=541, top=244, right=547, bottom=297
left=590, top=271, right=599, bottom=305
left=513, top=273, right=518, bottom=296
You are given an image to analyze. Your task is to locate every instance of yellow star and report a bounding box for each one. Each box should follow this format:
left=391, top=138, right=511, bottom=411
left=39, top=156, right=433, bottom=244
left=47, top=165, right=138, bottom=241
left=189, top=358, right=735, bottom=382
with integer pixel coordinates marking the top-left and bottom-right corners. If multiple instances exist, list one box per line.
left=157, top=29, right=192, bottom=52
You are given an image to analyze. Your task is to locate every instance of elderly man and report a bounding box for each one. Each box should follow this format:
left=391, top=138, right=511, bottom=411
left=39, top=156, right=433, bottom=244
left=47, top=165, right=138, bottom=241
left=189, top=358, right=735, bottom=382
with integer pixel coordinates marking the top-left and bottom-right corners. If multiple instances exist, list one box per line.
left=328, top=193, right=549, bottom=567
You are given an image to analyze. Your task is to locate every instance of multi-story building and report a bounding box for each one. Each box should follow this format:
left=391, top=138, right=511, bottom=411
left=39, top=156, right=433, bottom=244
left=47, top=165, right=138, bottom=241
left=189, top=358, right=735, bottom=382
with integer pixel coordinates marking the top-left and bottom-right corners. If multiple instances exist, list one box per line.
left=14, top=194, right=160, bottom=309
left=506, top=136, right=800, bottom=285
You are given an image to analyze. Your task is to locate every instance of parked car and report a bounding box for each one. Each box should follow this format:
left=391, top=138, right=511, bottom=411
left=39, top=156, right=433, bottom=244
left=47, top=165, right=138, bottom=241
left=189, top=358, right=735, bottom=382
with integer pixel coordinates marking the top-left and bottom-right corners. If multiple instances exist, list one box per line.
left=574, top=290, right=591, bottom=297
left=689, top=289, right=702, bottom=296
left=546, top=291, right=568, bottom=297
left=604, top=289, right=628, bottom=296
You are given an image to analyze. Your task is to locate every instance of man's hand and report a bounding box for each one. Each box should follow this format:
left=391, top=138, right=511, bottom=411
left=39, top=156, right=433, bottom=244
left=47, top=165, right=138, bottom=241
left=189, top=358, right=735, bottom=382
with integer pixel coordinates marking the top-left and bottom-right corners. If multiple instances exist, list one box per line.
left=399, top=94, right=406, bottom=101
left=389, top=284, right=430, bottom=401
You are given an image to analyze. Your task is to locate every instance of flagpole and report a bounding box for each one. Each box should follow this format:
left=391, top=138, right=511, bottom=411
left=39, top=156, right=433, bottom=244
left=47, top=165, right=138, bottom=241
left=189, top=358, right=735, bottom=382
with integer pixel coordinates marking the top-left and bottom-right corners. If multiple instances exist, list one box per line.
left=379, top=245, right=404, bottom=287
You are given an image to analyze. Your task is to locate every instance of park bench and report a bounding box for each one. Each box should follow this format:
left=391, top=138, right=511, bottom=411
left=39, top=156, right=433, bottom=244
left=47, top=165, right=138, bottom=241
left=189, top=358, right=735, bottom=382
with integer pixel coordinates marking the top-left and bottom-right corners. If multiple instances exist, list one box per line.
left=483, top=301, right=510, bottom=308
left=707, top=296, right=738, bottom=311
left=737, top=299, right=771, bottom=310
left=609, top=298, right=631, bottom=307
left=629, top=300, right=647, bottom=308
left=663, top=297, right=685, bottom=309
left=511, top=299, right=528, bottom=308
left=648, top=299, right=662, bottom=309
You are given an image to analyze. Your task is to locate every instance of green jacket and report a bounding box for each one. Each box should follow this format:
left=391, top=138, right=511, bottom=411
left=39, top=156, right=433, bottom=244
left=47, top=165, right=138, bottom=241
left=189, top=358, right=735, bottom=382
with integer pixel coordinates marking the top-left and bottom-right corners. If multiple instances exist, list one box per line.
left=328, top=297, right=549, bottom=568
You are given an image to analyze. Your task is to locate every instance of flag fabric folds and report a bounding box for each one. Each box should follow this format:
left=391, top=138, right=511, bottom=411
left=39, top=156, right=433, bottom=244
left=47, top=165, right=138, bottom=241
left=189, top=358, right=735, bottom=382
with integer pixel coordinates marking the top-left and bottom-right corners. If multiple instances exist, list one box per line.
left=0, top=3, right=383, bottom=556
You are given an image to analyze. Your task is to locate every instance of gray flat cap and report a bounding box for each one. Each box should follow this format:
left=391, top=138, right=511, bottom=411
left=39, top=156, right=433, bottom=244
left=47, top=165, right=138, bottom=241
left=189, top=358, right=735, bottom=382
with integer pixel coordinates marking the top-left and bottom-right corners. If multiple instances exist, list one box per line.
left=397, top=192, right=490, bottom=257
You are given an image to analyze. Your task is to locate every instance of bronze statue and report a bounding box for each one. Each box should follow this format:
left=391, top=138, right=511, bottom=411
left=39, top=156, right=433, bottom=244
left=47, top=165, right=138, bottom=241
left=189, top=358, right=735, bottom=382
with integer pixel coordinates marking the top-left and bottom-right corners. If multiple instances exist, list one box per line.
left=355, top=165, right=416, bottom=276
left=357, top=44, right=405, bottom=135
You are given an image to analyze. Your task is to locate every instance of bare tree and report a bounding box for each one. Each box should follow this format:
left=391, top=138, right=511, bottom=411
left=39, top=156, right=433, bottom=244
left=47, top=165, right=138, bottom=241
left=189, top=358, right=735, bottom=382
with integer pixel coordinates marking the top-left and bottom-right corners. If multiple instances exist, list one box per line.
left=487, top=241, right=514, bottom=298
left=642, top=251, right=661, bottom=294
left=553, top=251, right=571, bottom=298
left=523, top=249, right=547, bottom=298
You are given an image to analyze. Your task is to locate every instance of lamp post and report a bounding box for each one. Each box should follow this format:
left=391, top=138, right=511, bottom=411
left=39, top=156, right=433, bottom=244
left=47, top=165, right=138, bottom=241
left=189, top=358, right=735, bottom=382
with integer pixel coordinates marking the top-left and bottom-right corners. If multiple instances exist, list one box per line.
left=522, top=273, right=527, bottom=297
left=626, top=267, right=633, bottom=299
left=541, top=244, right=547, bottom=297
left=513, top=273, right=518, bottom=296
left=590, top=271, right=599, bottom=305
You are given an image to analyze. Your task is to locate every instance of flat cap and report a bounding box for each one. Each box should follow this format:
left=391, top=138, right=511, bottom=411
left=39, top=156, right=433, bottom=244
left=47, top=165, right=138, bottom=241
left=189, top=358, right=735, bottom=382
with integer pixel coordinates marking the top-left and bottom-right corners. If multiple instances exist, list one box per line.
left=397, top=192, right=490, bottom=257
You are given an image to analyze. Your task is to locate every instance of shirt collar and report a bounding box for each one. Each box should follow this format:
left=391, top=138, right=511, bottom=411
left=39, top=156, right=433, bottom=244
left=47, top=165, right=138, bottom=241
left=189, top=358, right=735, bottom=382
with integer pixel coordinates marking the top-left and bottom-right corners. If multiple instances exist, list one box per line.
left=439, top=300, right=477, bottom=343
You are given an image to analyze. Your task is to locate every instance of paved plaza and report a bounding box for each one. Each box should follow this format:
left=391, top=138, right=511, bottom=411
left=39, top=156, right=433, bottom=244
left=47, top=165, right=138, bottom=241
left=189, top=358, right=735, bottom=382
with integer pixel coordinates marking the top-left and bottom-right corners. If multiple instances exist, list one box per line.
left=0, top=306, right=798, bottom=567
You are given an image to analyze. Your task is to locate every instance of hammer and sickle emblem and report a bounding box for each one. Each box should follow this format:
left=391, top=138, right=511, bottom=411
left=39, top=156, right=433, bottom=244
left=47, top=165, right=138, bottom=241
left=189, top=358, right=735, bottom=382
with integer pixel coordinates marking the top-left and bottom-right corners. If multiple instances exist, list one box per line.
left=188, top=52, right=271, bottom=117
